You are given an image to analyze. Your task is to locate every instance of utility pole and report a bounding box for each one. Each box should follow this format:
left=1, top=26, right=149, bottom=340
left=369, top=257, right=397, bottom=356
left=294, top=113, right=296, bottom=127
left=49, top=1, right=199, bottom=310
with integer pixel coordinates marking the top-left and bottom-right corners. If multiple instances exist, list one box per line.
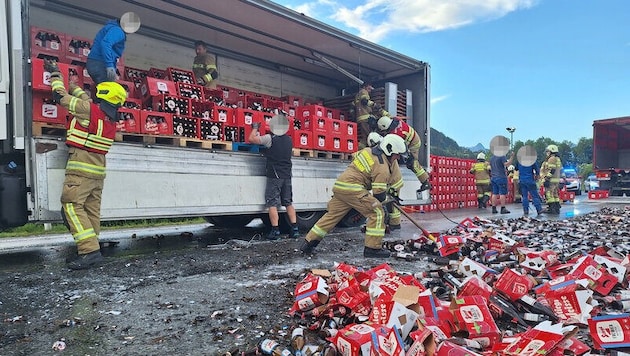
left=506, top=127, right=516, bottom=150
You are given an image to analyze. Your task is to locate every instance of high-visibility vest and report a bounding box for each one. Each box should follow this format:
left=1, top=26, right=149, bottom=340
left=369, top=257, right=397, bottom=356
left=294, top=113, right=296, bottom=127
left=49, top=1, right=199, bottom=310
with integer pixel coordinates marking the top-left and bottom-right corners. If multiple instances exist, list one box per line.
left=66, top=103, right=116, bottom=155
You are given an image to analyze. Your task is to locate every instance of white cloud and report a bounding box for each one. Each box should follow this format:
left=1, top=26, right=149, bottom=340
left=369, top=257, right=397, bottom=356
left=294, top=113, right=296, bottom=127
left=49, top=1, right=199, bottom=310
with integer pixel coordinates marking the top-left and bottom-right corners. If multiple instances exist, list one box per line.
left=284, top=0, right=538, bottom=42
left=431, top=94, right=450, bottom=105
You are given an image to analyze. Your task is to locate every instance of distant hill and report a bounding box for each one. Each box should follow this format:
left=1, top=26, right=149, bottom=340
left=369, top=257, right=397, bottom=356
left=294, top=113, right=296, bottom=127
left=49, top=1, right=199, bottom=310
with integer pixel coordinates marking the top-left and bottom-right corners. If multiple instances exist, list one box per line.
left=430, top=128, right=475, bottom=158
left=467, top=143, right=487, bottom=153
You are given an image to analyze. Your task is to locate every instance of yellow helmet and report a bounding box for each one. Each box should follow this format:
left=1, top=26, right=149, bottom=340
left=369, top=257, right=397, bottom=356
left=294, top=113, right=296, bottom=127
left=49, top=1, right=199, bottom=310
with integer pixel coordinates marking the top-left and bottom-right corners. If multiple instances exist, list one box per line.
left=96, top=82, right=127, bottom=106
left=545, top=144, right=558, bottom=153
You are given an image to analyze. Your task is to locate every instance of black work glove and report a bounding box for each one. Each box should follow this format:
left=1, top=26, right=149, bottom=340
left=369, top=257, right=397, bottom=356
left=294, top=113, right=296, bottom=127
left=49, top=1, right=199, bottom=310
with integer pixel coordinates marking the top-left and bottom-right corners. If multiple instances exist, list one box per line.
left=543, top=179, right=550, bottom=188
left=419, top=180, right=432, bottom=192
left=43, top=59, right=60, bottom=73
left=367, top=115, right=378, bottom=131
left=251, top=122, right=261, bottom=130
left=52, top=91, right=63, bottom=104
left=405, top=155, right=415, bottom=170
left=388, top=188, right=402, bottom=204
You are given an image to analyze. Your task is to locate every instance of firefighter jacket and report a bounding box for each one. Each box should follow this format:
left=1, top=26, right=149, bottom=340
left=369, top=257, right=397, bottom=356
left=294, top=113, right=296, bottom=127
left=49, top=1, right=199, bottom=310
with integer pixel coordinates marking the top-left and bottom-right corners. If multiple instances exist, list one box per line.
left=352, top=88, right=374, bottom=122
left=50, top=76, right=115, bottom=180
left=333, top=147, right=402, bottom=197
left=87, top=19, right=126, bottom=68
left=193, top=52, right=218, bottom=86
left=541, top=155, right=562, bottom=183
left=470, top=161, right=491, bottom=184
left=391, top=120, right=421, bottom=152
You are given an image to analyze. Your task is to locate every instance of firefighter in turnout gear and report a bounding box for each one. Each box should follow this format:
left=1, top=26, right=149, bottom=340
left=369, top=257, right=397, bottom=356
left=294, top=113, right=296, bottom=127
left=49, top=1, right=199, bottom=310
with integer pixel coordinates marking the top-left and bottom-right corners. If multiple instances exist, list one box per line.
left=377, top=116, right=431, bottom=193
left=539, top=144, right=562, bottom=214
left=192, top=40, right=218, bottom=89
left=45, top=60, right=127, bottom=270
left=470, top=152, right=491, bottom=208
left=352, top=82, right=375, bottom=150
left=508, top=164, right=521, bottom=203
left=299, top=134, right=406, bottom=258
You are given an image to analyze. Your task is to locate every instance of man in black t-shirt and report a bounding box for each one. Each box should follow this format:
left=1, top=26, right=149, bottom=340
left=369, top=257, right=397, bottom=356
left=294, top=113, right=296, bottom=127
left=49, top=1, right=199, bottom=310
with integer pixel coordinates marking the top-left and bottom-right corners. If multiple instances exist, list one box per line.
left=248, top=115, right=299, bottom=240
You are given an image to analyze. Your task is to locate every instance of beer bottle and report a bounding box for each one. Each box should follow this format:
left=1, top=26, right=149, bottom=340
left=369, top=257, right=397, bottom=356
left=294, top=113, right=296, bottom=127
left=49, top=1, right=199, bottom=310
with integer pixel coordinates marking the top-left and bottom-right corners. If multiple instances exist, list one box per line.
left=517, top=294, right=558, bottom=322
left=489, top=294, right=528, bottom=327
left=258, top=339, right=292, bottom=356
left=291, top=328, right=305, bottom=356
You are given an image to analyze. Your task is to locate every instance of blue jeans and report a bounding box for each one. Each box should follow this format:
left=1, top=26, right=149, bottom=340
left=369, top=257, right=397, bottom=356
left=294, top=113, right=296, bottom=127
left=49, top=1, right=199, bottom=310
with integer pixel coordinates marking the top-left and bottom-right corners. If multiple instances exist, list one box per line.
left=86, top=58, right=108, bottom=85
left=520, top=181, right=542, bottom=213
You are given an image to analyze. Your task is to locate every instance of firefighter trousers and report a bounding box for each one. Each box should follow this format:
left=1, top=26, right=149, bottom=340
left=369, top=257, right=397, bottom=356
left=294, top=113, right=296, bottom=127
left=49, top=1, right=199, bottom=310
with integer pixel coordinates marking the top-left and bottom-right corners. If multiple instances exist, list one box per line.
left=409, top=148, right=429, bottom=183
left=60, top=174, right=104, bottom=255
left=475, top=183, right=491, bottom=199
left=545, top=183, right=560, bottom=203
left=306, top=190, right=386, bottom=249
left=356, top=119, right=371, bottom=150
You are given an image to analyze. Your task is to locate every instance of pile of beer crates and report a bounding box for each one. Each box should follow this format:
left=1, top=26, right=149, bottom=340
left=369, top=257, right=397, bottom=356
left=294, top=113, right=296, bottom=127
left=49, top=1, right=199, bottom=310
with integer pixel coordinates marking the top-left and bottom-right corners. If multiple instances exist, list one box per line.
left=30, top=27, right=357, bottom=156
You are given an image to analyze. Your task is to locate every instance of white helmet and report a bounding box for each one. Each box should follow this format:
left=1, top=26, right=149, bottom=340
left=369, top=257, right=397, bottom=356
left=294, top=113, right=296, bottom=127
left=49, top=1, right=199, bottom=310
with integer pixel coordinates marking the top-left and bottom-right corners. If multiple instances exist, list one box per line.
left=367, top=132, right=383, bottom=147
left=379, top=134, right=407, bottom=156
left=377, top=116, right=396, bottom=132
left=507, top=165, right=515, bottom=172
left=477, top=152, right=486, bottom=160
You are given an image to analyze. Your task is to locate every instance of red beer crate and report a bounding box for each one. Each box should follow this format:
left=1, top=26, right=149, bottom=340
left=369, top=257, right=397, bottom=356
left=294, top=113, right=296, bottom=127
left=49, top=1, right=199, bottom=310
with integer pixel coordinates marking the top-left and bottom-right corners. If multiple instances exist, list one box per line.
left=293, top=130, right=313, bottom=150
left=30, top=27, right=65, bottom=62
left=266, top=99, right=285, bottom=111
left=64, top=35, right=92, bottom=65
left=176, top=83, right=205, bottom=100
left=234, top=108, right=261, bottom=127
left=344, top=139, right=356, bottom=153
left=116, top=108, right=140, bottom=133
left=246, top=95, right=267, bottom=110
left=32, top=91, right=69, bottom=125
left=331, top=119, right=343, bottom=136
left=124, top=66, right=149, bottom=82
left=151, top=95, right=190, bottom=116
left=117, top=80, right=137, bottom=100
left=167, top=67, right=196, bottom=84
left=298, top=104, right=326, bottom=120
left=148, top=67, right=168, bottom=79
left=31, top=58, right=84, bottom=92
left=313, top=132, right=329, bottom=151
left=330, top=136, right=344, bottom=153
left=139, top=77, right=177, bottom=99
left=281, top=95, right=303, bottom=107
left=123, top=98, right=143, bottom=110
left=343, top=121, right=357, bottom=140
left=326, top=108, right=340, bottom=120
left=198, top=119, right=224, bottom=141
left=173, top=116, right=199, bottom=138
left=139, top=111, right=172, bottom=135
left=223, top=126, right=244, bottom=142
left=311, top=116, right=331, bottom=135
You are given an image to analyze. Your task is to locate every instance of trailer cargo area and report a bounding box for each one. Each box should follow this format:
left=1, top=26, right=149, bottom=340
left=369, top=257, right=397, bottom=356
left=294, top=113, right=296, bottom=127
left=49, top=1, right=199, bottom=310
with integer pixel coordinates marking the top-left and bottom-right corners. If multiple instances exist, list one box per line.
left=593, top=116, right=630, bottom=196
left=0, top=0, right=431, bottom=229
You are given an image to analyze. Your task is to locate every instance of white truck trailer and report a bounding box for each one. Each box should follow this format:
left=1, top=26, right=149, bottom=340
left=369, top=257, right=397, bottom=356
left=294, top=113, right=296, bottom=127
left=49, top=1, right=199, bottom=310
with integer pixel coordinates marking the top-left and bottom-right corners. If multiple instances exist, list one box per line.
left=0, top=0, right=431, bottom=231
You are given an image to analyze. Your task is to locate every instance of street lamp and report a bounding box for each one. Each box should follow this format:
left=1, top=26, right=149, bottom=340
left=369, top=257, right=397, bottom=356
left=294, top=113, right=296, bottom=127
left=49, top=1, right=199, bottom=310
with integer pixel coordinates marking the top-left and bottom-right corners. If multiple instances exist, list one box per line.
left=506, top=127, right=516, bottom=150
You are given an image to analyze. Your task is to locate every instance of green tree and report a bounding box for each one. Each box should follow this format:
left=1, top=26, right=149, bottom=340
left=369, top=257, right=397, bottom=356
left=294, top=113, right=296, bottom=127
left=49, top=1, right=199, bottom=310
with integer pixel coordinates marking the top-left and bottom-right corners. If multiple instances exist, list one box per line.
left=574, top=137, right=593, bottom=164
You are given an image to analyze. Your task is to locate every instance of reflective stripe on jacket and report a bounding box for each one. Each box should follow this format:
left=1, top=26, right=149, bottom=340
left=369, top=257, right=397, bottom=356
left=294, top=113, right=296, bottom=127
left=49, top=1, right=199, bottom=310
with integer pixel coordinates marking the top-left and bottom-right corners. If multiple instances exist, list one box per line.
left=66, top=103, right=116, bottom=155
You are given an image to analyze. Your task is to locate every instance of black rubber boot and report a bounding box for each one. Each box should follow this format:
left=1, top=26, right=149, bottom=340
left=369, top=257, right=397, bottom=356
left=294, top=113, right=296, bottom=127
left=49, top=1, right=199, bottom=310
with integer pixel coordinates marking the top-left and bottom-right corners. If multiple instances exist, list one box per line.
left=552, top=202, right=561, bottom=215
left=299, top=239, right=320, bottom=254
left=363, top=247, right=391, bottom=258
left=67, top=250, right=104, bottom=270
left=492, top=206, right=498, bottom=214
left=477, top=198, right=483, bottom=209
left=500, top=206, right=510, bottom=214
left=388, top=224, right=401, bottom=231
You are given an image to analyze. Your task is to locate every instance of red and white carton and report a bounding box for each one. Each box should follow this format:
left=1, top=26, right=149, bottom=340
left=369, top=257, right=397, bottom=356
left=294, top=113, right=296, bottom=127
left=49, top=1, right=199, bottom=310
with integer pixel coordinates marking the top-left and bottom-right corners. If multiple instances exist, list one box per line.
left=419, top=308, right=454, bottom=341
left=369, top=285, right=420, bottom=339
left=417, top=289, right=440, bottom=318
left=407, top=326, right=436, bottom=356
left=548, top=337, right=590, bottom=355
left=368, top=273, right=409, bottom=304
left=458, top=257, right=498, bottom=283
left=569, top=255, right=618, bottom=296
left=494, top=268, right=536, bottom=301
left=519, top=248, right=559, bottom=273
left=335, top=322, right=404, bottom=356
left=435, top=341, right=483, bottom=356
left=543, top=279, right=595, bottom=325
left=588, top=313, right=630, bottom=350
left=290, top=273, right=329, bottom=313
left=336, top=283, right=372, bottom=316
left=457, top=275, right=493, bottom=301
left=436, top=235, right=464, bottom=257
left=545, top=263, right=575, bottom=279
left=450, top=295, right=500, bottom=348
left=592, top=254, right=628, bottom=284
left=457, top=217, right=482, bottom=232
left=487, top=232, right=518, bottom=252
left=502, top=321, right=578, bottom=356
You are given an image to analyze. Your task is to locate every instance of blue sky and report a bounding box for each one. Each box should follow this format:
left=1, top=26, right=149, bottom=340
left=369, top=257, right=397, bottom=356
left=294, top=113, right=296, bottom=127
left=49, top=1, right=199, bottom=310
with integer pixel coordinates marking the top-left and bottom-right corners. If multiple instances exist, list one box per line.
left=279, top=0, right=630, bottom=148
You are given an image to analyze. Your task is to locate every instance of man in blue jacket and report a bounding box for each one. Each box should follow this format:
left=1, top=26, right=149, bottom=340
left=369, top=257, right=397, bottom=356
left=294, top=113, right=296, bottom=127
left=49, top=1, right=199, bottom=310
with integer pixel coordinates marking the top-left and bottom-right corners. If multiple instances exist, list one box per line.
left=87, top=12, right=140, bottom=84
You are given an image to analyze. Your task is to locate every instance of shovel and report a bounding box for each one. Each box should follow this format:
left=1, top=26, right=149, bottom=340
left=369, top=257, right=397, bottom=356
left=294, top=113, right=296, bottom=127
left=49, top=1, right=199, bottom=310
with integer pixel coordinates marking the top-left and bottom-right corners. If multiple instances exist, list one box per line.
left=385, top=197, right=437, bottom=243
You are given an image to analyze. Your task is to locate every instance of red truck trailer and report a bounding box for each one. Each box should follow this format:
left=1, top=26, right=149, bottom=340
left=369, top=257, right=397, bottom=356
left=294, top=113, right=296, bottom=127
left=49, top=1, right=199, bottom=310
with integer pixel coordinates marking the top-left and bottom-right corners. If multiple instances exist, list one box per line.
left=592, top=116, right=630, bottom=196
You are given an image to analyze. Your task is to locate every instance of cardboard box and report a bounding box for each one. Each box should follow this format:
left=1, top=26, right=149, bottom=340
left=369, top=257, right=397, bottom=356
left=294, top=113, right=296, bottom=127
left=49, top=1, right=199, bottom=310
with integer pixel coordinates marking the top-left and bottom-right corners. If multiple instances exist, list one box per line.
left=291, top=274, right=330, bottom=313
left=369, top=291, right=419, bottom=339
left=450, top=295, right=500, bottom=348
left=335, top=322, right=404, bottom=356
left=458, top=257, right=498, bottom=283
left=435, top=341, right=483, bottom=356
left=543, top=279, right=595, bottom=324
left=502, top=321, right=578, bottom=355
left=494, top=268, right=536, bottom=301
left=436, top=235, right=463, bottom=257
left=588, top=313, right=630, bottom=349
left=569, top=255, right=618, bottom=295
left=548, top=337, right=591, bottom=355
left=519, top=248, right=560, bottom=273
left=407, top=327, right=436, bottom=356
left=139, top=111, right=172, bottom=135
left=458, top=275, right=493, bottom=301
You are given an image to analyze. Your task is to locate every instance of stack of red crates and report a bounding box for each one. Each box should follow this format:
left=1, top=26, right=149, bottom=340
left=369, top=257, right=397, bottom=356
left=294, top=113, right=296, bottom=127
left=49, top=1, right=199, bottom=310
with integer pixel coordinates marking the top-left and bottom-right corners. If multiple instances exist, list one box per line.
left=294, top=104, right=356, bottom=152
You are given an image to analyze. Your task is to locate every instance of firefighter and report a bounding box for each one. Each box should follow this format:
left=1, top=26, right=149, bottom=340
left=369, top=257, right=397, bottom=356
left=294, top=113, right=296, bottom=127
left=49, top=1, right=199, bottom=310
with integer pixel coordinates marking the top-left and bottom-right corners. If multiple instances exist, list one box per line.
left=44, top=60, right=127, bottom=269
left=508, top=164, right=521, bottom=203
left=470, top=152, right=491, bottom=208
left=299, top=134, right=406, bottom=258
left=351, top=82, right=375, bottom=150
left=539, top=144, right=562, bottom=214
left=87, top=12, right=140, bottom=84
left=376, top=116, right=431, bottom=193
left=192, top=40, right=219, bottom=89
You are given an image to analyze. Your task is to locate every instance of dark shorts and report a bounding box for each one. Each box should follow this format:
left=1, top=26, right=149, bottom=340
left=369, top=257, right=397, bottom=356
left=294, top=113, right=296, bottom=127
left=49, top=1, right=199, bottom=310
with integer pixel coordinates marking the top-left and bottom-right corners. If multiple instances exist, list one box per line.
left=491, top=176, right=508, bottom=195
left=265, top=178, right=293, bottom=208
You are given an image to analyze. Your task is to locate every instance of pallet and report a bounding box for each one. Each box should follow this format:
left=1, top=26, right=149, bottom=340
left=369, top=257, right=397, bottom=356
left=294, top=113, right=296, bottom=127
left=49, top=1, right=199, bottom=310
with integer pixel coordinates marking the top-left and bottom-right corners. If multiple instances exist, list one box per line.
left=292, top=148, right=314, bottom=158
left=32, top=122, right=66, bottom=137
left=232, top=142, right=260, bottom=153
left=314, top=150, right=345, bottom=160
